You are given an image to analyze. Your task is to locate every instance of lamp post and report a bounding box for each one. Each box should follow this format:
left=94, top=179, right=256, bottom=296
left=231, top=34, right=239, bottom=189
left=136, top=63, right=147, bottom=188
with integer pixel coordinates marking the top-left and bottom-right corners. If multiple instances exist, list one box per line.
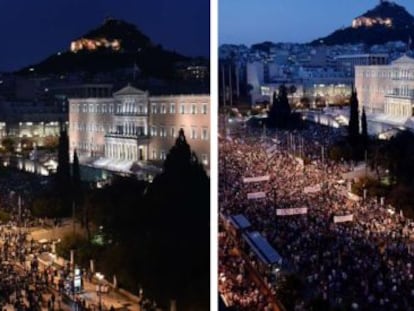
left=96, top=272, right=104, bottom=311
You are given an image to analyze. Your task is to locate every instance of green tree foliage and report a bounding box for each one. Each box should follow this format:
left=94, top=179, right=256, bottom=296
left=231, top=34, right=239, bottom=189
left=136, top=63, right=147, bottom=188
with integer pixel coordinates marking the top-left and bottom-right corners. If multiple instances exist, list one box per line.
left=1, top=137, right=15, bottom=153
left=43, top=135, right=59, bottom=149
left=370, top=131, right=414, bottom=217
left=268, top=85, right=292, bottom=128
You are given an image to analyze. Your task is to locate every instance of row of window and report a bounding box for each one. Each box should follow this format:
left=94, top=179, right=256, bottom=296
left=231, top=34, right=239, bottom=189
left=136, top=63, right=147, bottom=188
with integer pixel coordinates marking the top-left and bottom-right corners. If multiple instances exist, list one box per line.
left=151, top=102, right=208, bottom=115
left=392, top=86, right=414, bottom=97
left=70, top=123, right=108, bottom=133
left=71, top=102, right=209, bottom=115
left=360, top=69, right=414, bottom=80
left=151, top=149, right=208, bottom=165
left=71, top=103, right=115, bottom=114
left=150, top=126, right=209, bottom=140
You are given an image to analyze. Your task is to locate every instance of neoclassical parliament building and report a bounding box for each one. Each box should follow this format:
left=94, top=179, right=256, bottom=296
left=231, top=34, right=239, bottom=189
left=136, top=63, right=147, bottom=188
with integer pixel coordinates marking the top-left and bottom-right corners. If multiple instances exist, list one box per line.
left=69, top=84, right=210, bottom=176
left=356, top=55, right=414, bottom=119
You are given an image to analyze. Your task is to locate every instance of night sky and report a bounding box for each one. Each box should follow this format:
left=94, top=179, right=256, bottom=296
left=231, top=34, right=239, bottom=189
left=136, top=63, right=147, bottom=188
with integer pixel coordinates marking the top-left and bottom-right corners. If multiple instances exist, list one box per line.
left=220, top=0, right=414, bottom=45
left=0, top=0, right=210, bottom=72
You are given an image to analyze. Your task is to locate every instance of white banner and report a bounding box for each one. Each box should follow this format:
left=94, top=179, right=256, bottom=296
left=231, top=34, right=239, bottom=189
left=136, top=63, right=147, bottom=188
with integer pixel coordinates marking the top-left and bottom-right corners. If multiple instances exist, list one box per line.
left=347, top=192, right=361, bottom=201
left=247, top=192, right=266, bottom=199
left=276, top=207, right=308, bottom=216
left=334, top=214, right=354, bottom=223
left=243, top=175, right=270, bottom=183
left=304, top=184, right=321, bottom=194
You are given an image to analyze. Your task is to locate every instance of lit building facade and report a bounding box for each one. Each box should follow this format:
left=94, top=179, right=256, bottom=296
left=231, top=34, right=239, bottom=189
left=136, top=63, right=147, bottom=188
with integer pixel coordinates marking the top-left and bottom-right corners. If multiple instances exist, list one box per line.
left=69, top=85, right=210, bottom=172
left=355, top=55, right=414, bottom=117
left=336, top=54, right=388, bottom=77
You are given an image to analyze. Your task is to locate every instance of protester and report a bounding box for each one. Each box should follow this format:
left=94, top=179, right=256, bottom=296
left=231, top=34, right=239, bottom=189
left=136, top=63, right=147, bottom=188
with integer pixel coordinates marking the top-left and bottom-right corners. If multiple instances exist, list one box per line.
left=219, top=123, right=414, bottom=311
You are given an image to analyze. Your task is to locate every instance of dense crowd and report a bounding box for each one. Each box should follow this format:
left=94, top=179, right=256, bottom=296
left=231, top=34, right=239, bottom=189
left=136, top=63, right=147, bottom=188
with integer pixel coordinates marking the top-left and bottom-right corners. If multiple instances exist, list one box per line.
left=219, top=231, right=274, bottom=311
left=219, top=123, right=414, bottom=311
left=0, top=168, right=50, bottom=226
left=0, top=221, right=63, bottom=310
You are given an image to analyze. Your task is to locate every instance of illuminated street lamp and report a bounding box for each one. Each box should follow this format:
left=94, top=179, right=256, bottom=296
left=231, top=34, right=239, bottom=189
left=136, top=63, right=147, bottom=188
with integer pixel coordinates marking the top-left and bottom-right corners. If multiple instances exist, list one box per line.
left=96, top=272, right=104, bottom=310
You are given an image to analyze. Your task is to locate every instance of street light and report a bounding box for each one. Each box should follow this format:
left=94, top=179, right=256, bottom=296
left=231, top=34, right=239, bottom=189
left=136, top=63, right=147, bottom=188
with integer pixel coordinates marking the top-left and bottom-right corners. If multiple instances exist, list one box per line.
left=96, top=272, right=104, bottom=311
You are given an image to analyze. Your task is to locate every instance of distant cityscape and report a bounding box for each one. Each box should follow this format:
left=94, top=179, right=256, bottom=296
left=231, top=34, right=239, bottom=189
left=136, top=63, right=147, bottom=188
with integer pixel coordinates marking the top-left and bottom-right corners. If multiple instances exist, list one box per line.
left=0, top=18, right=210, bottom=179
left=219, top=0, right=414, bottom=135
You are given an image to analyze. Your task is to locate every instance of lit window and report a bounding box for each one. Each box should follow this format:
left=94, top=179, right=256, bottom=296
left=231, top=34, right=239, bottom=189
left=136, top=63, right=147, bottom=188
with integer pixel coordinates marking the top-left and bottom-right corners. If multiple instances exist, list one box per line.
left=161, top=104, right=166, bottom=114
left=202, top=128, right=208, bottom=140
left=160, top=151, right=166, bottom=160
left=180, top=104, right=185, bottom=114
left=171, top=127, right=175, bottom=137
left=202, top=104, right=208, bottom=114
left=152, top=149, right=157, bottom=160
left=170, top=103, right=176, bottom=114
left=191, top=127, right=197, bottom=139
left=152, top=103, right=157, bottom=114
left=151, top=126, right=157, bottom=137
left=191, top=104, right=197, bottom=114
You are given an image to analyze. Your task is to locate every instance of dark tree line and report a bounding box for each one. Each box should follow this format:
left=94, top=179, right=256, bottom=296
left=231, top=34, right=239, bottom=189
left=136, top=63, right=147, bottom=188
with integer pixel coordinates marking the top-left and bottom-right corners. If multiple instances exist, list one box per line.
left=344, top=88, right=369, bottom=160
left=56, top=129, right=209, bottom=311
left=267, top=84, right=304, bottom=130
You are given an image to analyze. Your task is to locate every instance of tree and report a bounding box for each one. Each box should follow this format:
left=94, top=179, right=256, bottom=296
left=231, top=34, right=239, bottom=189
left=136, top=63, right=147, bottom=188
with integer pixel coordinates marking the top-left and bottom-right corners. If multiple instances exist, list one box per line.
left=56, top=124, right=71, bottom=215
left=1, top=137, right=15, bottom=153
left=43, top=135, right=59, bottom=150
left=144, top=128, right=210, bottom=310
left=268, top=85, right=291, bottom=128
left=361, top=107, right=368, bottom=149
left=72, top=150, right=87, bottom=235
left=20, top=137, right=34, bottom=151
left=348, top=88, right=360, bottom=145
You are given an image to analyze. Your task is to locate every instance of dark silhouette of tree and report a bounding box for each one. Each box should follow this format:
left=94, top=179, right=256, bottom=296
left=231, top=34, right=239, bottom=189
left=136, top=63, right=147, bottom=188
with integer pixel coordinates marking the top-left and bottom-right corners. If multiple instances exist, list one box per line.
left=348, top=88, right=360, bottom=146
left=72, top=149, right=88, bottom=237
left=268, top=85, right=291, bottom=128
left=72, top=149, right=81, bottom=203
left=56, top=123, right=71, bottom=215
left=144, top=128, right=210, bottom=310
left=57, top=129, right=209, bottom=310
left=361, top=107, right=368, bottom=149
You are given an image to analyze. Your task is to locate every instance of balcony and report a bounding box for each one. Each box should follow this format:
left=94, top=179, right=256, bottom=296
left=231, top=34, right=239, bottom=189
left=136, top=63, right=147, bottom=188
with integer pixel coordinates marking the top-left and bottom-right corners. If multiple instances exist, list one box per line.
left=105, top=132, right=150, bottom=142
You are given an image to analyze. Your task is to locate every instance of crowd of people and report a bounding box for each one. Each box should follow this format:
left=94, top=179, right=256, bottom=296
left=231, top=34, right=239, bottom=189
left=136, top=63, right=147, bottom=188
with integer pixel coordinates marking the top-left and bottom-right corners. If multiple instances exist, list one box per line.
left=0, top=220, right=64, bottom=310
left=219, top=123, right=414, bottom=310
left=219, top=231, right=274, bottom=311
left=0, top=167, right=50, bottom=227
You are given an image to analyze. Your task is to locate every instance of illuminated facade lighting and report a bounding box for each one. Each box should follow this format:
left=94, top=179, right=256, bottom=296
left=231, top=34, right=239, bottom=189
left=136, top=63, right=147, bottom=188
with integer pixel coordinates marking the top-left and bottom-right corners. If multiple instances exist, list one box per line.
left=352, top=17, right=393, bottom=28
left=70, top=38, right=121, bottom=53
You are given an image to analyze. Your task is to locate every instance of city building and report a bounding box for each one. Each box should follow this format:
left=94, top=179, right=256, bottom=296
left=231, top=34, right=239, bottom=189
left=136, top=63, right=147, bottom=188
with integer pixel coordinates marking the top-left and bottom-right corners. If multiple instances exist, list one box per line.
left=69, top=84, right=210, bottom=176
left=355, top=55, right=414, bottom=118
left=335, top=54, right=388, bottom=77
